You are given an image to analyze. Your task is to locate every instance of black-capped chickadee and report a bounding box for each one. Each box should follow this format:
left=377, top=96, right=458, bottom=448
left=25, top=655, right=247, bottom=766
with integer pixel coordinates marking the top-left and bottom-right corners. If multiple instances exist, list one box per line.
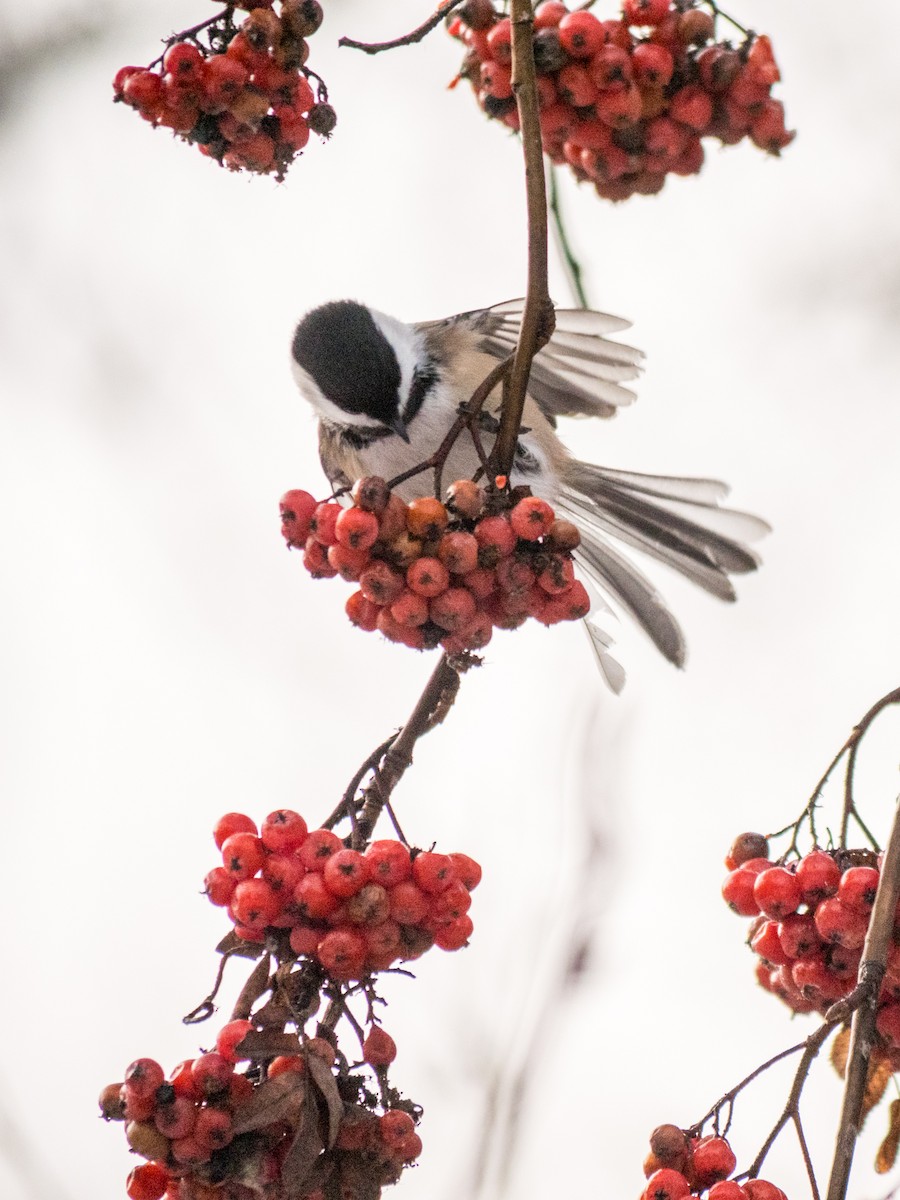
left=290, top=297, right=767, bottom=680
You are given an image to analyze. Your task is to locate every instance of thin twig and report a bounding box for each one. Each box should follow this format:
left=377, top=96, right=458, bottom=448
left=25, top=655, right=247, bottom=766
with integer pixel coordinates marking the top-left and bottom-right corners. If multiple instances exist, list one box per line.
left=839, top=687, right=900, bottom=847
left=324, top=735, right=399, bottom=831
left=492, top=0, right=555, bottom=476
left=339, top=0, right=465, bottom=55
left=351, top=655, right=462, bottom=847
left=826, top=795, right=900, bottom=1200
left=548, top=165, right=590, bottom=310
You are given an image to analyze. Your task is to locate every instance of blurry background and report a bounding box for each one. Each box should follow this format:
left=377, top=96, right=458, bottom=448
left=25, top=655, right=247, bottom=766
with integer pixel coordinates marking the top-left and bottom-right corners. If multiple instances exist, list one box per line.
left=2, top=1, right=900, bottom=1197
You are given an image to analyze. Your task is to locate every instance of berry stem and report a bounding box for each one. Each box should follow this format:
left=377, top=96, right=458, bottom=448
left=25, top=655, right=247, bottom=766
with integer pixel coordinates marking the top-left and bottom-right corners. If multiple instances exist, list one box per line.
left=146, top=7, right=234, bottom=69
left=324, top=735, right=400, bottom=832
left=182, top=947, right=240, bottom=1025
left=825, top=796, right=900, bottom=1200
left=338, top=0, right=467, bottom=55
left=839, top=687, right=900, bottom=849
left=491, top=0, right=555, bottom=478
left=548, top=165, right=591, bottom=311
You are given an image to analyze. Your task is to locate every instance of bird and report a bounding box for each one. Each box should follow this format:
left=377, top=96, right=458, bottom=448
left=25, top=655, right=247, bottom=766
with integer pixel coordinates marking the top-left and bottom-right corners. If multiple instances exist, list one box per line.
left=289, top=297, right=767, bottom=686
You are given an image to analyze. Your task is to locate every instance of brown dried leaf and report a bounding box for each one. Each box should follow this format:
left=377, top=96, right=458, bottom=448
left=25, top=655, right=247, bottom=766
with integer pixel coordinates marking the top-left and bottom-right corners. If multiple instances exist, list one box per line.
left=234, top=1029, right=304, bottom=1059
left=280, top=1084, right=325, bottom=1191
left=831, top=1026, right=851, bottom=1078
left=230, top=1072, right=305, bottom=1135
left=863, top=1053, right=894, bottom=1122
left=307, top=1052, right=344, bottom=1148
left=876, top=1099, right=900, bottom=1173
left=217, top=930, right=266, bottom=960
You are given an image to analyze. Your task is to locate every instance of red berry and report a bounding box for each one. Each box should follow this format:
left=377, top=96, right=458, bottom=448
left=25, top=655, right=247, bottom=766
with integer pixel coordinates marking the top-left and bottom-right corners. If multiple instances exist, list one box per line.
left=486, top=18, right=512, bottom=64
left=126, top=1163, right=170, bottom=1200
left=388, top=881, right=430, bottom=925
left=335, top=506, right=380, bottom=551
left=170, top=1135, right=209, bottom=1166
left=346, top=590, right=380, bottom=631
left=777, top=913, right=820, bottom=959
left=216, top=1019, right=255, bottom=1063
left=294, top=872, right=341, bottom=920
left=366, top=840, right=412, bottom=887
left=323, top=849, right=371, bottom=898
left=363, top=1026, right=397, bottom=1066
left=204, top=866, right=236, bottom=907
left=317, top=928, right=367, bottom=980
left=168, top=1060, right=200, bottom=1101
left=214, top=812, right=258, bottom=850
left=434, top=914, right=473, bottom=950
left=113, top=66, right=142, bottom=97
left=630, top=42, right=673, bottom=87
left=644, top=1169, right=691, bottom=1200
left=154, top=1095, right=196, bottom=1139
left=191, top=1053, right=233, bottom=1097
left=449, top=852, right=482, bottom=890
left=722, top=864, right=765, bottom=916
left=691, top=1137, right=737, bottom=1186
left=221, top=832, right=265, bottom=880
left=122, top=70, right=164, bottom=111
left=298, top=828, right=343, bottom=871
left=814, top=897, right=869, bottom=949
left=474, top=515, right=517, bottom=563
left=391, top=589, right=430, bottom=628
left=796, top=850, right=840, bottom=904
left=309, top=501, right=342, bottom=546
left=752, top=866, right=801, bottom=920
left=359, top=560, right=405, bottom=605
left=163, top=42, right=205, bottom=86
left=743, top=1182, right=787, bottom=1200
left=622, top=0, right=671, bottom=27
left=262, top=852, right=305, bottom=897
left=124, top=1058, right=165, bottom=1101
left=269, top=1053, right=307, bottom=1077
left=839, top=866, right=880, bottom=914
left=231, top=878, right=280, bottom=929
left=194, top=1105, right=234, bottom=1151
left=708, top=1184, right=746, bottom=1200
left=412, top=851, right=456, bottom=895
left=558, top=11, right=605, bottom=59
left=407, top=557, right=450, bottom=598
left=430, top=586, right=477, bottom=632
left=438, top=530, right=480, bottom=575
left=289, top=925, right=321, bottom=956
left=750, top=920, right=790, bottom=966
left=669, top=84, right=713, bottom=131
left=396, top=1130, right=424, bottom=1161
left=533, top=2, right=568, bottom=30
left=261, top=809, right=309, bottom=854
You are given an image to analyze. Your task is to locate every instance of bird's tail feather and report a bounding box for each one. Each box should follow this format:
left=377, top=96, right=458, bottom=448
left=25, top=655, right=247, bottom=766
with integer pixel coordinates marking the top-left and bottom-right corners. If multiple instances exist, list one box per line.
left=558, top=461, right=768, bottom=667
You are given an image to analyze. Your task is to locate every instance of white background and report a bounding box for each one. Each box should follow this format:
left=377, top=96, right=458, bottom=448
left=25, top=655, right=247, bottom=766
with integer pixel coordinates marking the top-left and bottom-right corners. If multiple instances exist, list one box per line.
left=2, top=1, right=900, bottom=1198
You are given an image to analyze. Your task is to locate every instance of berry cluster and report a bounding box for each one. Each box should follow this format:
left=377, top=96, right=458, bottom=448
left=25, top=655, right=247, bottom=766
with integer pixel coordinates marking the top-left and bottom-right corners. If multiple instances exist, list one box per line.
left=722, top=833, right=900, bottom=1061
left=448, top=0, right=793, bottom=201
left=643, top=1125, right=788, bottom=1200
left=206, top=810, right=482, bottom=978
left=112, top=0, right=336, bottom=179
left=100, top=1033, right=422, bottom=1200
left=280, top=477, right=591, bottom=652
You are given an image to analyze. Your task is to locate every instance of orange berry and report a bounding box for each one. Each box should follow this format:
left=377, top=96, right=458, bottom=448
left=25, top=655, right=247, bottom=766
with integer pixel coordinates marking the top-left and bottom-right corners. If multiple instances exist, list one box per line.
left=406, top=497, right=449, bottom=540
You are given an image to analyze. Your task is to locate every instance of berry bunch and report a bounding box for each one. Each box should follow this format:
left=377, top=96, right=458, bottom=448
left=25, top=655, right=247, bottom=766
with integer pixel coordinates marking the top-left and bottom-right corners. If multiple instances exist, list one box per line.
left=721, top=832, right=900, bottom=1060
left=448, top=0, right=793, bottom=201
left=100, top=1033, right=422, bottom=1200
left=279, top=477, right=591, bottom=652
left=112, top=0, right=336, bottom=179
left=642, top=1125, right=787, bottom=1200
left=206, top=810, right=482, bottom=978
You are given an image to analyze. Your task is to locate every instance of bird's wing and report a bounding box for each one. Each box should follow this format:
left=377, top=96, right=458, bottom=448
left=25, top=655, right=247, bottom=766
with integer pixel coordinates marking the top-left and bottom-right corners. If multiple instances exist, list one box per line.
left=419, top=298, right=643, bottom=421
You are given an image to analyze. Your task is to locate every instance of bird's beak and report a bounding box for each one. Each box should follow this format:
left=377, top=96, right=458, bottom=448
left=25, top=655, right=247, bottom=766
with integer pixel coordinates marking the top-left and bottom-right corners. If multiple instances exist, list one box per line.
left=386, top=415, right=411, bottom=443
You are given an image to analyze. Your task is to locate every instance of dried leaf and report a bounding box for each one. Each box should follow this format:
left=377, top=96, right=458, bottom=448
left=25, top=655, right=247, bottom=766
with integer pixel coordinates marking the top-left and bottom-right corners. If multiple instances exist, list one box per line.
left=307, top=1052, right=344, bottom=1148
left=280, top=1084, right=325, bottom=1191
left=831, top=1026, right=851, bottom=1078
left=876, top=1099, right=900, bottom=1173
left=863, top=1054, right=894, bottom=1122
left=217, top=930, right=265, bottom=960
left=230, top=1073, right=305, bottom=1135
left=234, top=1029, right=304, bottom=1060
left=232, top=955, right=271, bottom=1019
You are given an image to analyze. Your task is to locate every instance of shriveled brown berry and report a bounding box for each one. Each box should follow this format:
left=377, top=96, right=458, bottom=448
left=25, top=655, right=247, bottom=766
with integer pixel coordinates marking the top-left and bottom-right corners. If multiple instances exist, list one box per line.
left=727, top=832, right=770, bottom=869
left=649, top=1124, right=689, bottom=1168
left=99, top=1082, right=127, bottom=1121
left=458, top=0, right=498, bottom=31
left=242, top=8, right=282, bottom=50
left=126, top=1120, right=171, bottom=1162
left=677, top=8, right=714, bottom=45
left=446, top=479, right=485, bottom=520
left=307, top=102, right=337, bottom=136
left=282, top=0, right=324, bottom=38
left=351, top=476, right=391, bottom=515
left=547, top=518, right=581, bottom=550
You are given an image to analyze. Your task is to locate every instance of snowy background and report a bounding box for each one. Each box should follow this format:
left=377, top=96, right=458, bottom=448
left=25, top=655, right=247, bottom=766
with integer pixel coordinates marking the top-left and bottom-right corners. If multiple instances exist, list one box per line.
left=2, top=1, right=900, bottom=1198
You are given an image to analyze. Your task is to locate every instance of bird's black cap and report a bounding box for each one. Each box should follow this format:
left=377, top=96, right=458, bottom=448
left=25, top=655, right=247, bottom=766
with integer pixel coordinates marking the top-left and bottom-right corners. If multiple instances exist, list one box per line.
left=291, top=301, right=401, bottom=424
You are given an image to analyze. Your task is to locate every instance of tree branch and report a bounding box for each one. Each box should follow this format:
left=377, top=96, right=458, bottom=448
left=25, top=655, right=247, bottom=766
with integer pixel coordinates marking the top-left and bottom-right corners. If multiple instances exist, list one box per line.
left=826, top=795, right=900, bottom=1200
left=492, top=0, right=555, bottom=477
